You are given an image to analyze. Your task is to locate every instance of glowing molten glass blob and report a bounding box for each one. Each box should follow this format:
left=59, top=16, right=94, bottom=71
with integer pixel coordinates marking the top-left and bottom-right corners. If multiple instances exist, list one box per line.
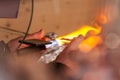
left=56, top=24, right=103, bottom=53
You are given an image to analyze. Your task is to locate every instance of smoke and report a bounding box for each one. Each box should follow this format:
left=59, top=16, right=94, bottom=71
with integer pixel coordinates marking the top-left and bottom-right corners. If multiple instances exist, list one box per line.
left=1, top=43, right=120, bottom=80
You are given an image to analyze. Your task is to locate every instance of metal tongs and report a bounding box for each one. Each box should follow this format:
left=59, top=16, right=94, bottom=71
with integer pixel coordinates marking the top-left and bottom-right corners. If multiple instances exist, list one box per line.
left=38, top=32, right=70, bottom=64
left=19, top=32, right=69, bottom=64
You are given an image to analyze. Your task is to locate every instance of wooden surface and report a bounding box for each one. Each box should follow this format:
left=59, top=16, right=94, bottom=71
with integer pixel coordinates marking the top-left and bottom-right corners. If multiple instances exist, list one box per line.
left=0, top=0, right=103, bottom=42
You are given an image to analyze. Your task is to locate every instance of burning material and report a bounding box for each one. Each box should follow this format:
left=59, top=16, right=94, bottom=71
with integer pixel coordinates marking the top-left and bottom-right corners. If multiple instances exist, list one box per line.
left=39, top=13, right=108, bottom=64
left=39, top=25, right=103, bottom=63
left=57, top=25, right=102, bottom=40
left=56, top=24, right=102, bottom=53
left=56, top=12, right=109, bottom=52
left=80, top=36, right=102, bottom=53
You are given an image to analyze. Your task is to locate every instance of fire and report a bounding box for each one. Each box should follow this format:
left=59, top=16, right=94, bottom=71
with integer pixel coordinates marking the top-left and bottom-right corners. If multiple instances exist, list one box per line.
left=97, top=14, right=108, bottom=24
left=56, top=13, right=108, bottom=53
left=80, top=36, right=102, bottom=53
left=57, top=25, right=102, bottom=40
left=56, top=24, right=102, bottom=53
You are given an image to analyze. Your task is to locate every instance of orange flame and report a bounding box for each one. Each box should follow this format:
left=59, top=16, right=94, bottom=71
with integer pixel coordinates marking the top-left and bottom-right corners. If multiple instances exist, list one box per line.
left=80, top=36, right=102, bottom=53
left=56, top=24, right=102, bottom=53
left=56, top=14, right=107, bottom=53
left=57, top=25, right=102, bottom=40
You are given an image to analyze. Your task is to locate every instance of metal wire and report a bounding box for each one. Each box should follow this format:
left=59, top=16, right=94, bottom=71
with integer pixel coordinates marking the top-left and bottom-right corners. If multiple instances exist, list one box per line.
left=17, top=0, right=34, bottom=49
left=0, top=26, right=26, bottom=35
